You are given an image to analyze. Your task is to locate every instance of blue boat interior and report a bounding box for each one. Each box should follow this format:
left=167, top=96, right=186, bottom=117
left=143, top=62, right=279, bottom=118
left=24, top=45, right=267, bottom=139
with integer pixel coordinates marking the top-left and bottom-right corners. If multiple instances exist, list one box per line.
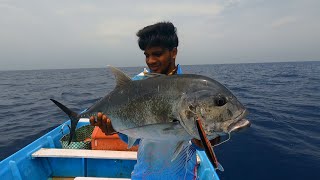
left=0, top=120, right=220, bottom=180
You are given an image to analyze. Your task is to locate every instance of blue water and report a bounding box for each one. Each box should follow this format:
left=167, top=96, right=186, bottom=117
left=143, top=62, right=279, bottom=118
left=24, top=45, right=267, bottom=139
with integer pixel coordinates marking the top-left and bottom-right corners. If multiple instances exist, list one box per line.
left=0, top=61, right=319, bottom=179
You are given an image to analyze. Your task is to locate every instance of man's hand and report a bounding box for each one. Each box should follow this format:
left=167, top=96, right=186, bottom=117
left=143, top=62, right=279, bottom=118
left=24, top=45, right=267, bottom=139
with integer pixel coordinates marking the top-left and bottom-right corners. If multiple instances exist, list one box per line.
left=89, top=112, right=117, bottom=135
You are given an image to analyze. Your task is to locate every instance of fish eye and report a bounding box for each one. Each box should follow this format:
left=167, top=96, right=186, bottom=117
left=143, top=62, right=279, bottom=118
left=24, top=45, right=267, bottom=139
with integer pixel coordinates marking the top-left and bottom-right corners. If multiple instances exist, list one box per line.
left=215, top=96, right=227, bottom=106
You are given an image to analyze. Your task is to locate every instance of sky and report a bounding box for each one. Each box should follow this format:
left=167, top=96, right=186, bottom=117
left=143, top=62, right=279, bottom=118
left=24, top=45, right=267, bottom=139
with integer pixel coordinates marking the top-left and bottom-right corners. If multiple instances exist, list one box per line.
left=0, top=0, right=319, bottom=70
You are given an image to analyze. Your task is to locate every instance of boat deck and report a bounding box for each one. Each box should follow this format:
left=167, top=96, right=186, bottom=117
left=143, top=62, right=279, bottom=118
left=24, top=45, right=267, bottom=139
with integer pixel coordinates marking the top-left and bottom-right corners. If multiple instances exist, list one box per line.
left=33, top=148, right=137, bottom=160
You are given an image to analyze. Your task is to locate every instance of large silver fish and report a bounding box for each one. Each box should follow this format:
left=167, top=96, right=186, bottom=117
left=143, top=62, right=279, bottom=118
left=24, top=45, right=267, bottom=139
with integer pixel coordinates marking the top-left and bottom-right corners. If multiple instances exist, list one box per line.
left=51, top=66, right=250, bottom=148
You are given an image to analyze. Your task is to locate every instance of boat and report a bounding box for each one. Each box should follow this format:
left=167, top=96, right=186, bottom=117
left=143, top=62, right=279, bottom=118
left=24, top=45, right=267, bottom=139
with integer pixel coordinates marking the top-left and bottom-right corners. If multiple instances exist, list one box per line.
left=0, top=118, right=220, bottom=180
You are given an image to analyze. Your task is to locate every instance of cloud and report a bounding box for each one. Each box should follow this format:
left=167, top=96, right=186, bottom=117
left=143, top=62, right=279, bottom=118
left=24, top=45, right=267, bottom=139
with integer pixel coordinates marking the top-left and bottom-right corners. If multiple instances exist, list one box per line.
left=91, top=1, right=232, bottom=44
left=55, top=4, right=100, bottom=16
left=0, top=0, right=319, bottom=70
left=271, top=16, right=297, bottom=28
left=60, top=1, right=227, bottom=37
left=139, top=2, right=224, bottom=17
left=94, top=19, right=142, bottom=44
left=0, top=3, right=19, bottom=10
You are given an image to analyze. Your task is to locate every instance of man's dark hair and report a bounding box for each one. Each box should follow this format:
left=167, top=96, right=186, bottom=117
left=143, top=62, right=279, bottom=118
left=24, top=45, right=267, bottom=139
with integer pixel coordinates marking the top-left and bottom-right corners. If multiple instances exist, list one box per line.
left=136, top=22, right=179, bottom=50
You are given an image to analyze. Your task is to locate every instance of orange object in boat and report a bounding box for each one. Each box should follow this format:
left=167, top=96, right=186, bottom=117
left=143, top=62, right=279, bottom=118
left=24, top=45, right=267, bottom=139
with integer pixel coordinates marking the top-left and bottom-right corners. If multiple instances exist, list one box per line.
left=91, top=126, right=138, bottom=151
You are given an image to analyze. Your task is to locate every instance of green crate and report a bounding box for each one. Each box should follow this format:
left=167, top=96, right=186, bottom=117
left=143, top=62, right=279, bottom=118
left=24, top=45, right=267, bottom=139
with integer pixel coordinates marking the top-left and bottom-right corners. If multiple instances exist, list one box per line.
left=60, top=125, right=94, bottom=149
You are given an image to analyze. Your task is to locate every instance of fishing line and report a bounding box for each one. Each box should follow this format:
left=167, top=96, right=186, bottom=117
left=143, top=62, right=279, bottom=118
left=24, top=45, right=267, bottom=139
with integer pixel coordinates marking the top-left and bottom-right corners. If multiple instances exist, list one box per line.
left=213, top=132, right=231, bottom=147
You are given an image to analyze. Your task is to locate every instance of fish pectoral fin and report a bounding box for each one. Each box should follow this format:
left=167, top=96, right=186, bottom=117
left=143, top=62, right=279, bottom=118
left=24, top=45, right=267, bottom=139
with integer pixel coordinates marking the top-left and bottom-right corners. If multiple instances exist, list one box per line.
left=127, top=137, right=138, bottom=149
left=171, top=141, right=189, bottom=162
left=108, top=65, right=132, bottom=87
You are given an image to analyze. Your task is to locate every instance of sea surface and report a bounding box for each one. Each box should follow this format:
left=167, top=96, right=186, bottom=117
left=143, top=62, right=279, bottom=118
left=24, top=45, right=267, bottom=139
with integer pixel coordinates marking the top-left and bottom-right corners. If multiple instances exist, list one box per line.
left=0, top=61, right=319, bottom=180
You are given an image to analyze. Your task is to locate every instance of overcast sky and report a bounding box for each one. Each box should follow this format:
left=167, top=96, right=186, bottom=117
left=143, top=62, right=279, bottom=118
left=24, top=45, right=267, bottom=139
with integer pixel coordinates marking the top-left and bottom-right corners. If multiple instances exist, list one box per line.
left=0, top=0, right=319, bottom=70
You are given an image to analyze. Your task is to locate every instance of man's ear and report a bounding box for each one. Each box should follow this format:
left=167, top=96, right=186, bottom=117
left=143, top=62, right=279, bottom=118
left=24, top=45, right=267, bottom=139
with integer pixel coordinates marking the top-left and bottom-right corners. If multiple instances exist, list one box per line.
left=171, top=47, right=178, bottom=60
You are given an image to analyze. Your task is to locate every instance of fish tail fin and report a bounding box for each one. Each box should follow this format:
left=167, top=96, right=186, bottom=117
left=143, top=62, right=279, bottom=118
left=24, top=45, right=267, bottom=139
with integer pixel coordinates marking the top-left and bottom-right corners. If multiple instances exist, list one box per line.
left=50, top=99, right=80, bottom=145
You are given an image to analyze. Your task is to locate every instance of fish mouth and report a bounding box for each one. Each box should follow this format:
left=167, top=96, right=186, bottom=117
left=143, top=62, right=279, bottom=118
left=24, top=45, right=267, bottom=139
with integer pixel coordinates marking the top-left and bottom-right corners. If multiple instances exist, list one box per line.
left=227, top=118, right=251, bottom=132
left=227, top=109, right=250, bottom=132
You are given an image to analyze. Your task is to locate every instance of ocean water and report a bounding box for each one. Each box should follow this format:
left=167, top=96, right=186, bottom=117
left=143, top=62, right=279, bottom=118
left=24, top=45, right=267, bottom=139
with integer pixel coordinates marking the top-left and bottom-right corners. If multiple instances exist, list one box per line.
left=0, top=61, right=319, bottom=180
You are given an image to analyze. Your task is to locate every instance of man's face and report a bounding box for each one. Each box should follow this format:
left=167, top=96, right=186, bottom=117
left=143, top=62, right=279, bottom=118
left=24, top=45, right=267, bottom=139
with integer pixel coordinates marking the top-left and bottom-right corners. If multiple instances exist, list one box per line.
left=144, top=46, right=177, bottom=74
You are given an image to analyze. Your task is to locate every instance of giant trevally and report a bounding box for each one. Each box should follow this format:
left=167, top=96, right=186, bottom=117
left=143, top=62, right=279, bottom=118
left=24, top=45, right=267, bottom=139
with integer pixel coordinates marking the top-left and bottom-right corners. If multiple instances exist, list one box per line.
left=51, top=66, right=250, bottom=152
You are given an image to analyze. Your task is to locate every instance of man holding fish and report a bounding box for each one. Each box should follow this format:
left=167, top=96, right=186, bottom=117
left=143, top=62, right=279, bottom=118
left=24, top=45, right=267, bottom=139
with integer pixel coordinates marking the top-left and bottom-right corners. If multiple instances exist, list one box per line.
left=89, top=22, right=248, bottom=179
left=91, top=22, right=203, bottom=179
left=51, top=22, right=250, bottom=179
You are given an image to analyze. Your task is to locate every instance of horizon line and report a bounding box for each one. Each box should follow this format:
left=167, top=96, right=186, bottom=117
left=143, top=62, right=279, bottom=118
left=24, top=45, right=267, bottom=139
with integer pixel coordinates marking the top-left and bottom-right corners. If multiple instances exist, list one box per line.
left=1, top=60, right=319, bottom=72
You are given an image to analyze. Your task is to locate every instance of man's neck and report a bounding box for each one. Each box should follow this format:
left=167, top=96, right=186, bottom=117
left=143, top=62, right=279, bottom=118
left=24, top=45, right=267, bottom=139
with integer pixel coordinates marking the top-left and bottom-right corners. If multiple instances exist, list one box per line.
left=166, top=64, right=177, bottom=75
left=167, top=66, right=177, bottom=75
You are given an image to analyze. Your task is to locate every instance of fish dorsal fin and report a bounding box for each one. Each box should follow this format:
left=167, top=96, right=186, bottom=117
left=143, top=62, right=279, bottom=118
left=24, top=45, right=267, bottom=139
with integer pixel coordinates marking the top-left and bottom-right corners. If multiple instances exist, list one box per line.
left=108, top=65, right=132, bottom=87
